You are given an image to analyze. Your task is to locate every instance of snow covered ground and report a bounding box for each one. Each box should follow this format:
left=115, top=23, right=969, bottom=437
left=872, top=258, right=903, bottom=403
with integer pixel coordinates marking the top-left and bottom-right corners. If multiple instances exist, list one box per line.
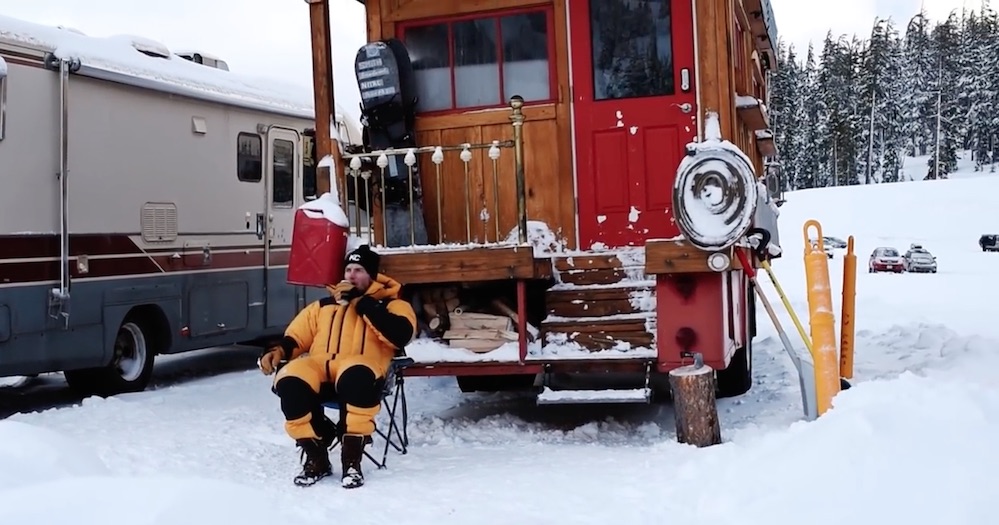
left=3, top=163, right=999, bottom=523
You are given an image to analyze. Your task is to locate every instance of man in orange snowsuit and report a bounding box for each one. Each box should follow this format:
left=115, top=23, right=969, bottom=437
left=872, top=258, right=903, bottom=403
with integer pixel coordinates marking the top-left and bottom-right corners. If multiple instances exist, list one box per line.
left=258, top=244, right=416, bottom=489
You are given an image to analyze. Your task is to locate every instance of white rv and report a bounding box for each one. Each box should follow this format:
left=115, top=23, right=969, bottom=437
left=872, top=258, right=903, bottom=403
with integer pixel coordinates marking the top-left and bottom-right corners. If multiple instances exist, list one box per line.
left=0, top=15, right=361, bottom=396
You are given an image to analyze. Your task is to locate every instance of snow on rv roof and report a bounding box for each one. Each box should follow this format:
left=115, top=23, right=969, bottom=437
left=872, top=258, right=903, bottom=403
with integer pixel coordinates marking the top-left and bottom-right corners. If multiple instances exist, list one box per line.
left=0, top=14, right=350, bottom=124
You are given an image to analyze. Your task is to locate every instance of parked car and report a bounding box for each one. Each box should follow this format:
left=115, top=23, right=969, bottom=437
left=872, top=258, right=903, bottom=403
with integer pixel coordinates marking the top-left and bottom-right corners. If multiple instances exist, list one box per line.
left=869, top=247, right=905, bottom=273
left=980, top=234, right=998, bottom=252
left=904, top=245, right=937, bottom=273
left=823, top=236, right=848, bottom=249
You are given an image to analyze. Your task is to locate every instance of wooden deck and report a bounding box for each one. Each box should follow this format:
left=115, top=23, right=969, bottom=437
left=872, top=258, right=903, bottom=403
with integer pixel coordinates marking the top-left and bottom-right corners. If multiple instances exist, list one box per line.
left=377, top=244, right=552, bottom=284
left=376, top=239, right=741, bottom=376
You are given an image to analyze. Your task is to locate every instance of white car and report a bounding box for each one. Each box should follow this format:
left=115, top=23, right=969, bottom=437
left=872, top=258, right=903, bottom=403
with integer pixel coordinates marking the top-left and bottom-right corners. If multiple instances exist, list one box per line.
left=904, top=247, right=937, bottom=273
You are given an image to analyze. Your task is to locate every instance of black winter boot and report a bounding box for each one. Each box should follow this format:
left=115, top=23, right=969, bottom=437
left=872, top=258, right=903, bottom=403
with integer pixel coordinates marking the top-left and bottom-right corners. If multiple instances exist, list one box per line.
left=340, top=434, right=366, bottom=489
left=293, top=438, right=332, bottom=487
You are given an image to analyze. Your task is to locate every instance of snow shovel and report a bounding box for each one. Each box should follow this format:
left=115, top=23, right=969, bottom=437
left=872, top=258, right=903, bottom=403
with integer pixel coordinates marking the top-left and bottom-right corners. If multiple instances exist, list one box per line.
left=735, top=244, right=818, bottom=420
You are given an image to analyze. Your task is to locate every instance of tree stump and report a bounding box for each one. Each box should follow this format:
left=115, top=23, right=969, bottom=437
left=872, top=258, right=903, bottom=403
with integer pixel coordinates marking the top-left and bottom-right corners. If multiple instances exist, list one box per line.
left=668, top=360, right=722, bottom=447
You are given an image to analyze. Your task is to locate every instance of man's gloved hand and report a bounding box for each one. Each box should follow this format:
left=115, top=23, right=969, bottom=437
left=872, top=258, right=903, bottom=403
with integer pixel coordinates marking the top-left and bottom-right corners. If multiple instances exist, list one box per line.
left=258, top=348, right=284, bottom=375
left=332, top=281, right=362, bottom=304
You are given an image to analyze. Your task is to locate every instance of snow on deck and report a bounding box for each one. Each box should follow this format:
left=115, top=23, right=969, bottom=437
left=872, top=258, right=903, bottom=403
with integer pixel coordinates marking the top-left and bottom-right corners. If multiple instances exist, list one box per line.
left=405, top=338, right=657, bottom=365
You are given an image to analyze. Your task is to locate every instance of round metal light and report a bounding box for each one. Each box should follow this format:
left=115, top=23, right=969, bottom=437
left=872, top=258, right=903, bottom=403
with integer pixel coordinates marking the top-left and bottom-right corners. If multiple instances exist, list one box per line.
left=672, top=142, right=759, bottom=251
left=707, top=252, right=731, bottom=272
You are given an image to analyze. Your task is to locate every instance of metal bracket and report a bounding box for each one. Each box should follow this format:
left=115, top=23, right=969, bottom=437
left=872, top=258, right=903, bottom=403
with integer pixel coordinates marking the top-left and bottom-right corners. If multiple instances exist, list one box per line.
left=47, top=288, right=70, bottom=326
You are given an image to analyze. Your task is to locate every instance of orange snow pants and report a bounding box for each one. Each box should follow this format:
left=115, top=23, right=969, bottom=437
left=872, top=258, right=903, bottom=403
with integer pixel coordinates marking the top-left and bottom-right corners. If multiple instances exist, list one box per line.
left=272, top=354, right=387, bottom=441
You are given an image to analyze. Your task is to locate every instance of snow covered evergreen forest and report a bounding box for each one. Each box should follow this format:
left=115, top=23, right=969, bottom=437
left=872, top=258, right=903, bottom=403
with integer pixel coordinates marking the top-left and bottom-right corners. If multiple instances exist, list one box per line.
left=769, top=5, right=999, bottom=189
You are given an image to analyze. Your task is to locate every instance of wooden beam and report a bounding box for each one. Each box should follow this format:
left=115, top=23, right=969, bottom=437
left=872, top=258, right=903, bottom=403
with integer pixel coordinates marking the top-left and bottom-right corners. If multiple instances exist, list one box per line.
left=645, top=239, right=733, bottom=274
left=755, top=130, right=777, bottom=157
left=415, top=103, right=556, bottom=132
left=734, top=0, right=751, bottom=33
left=377, top=246, right=542, bottom=284
left=736, top=95, right=770, bottom=130
left=383, top=0, right=548, bottom=21
left=305, top=0, right=342, bottom=198
left=695, top=0, right=736, bottom=141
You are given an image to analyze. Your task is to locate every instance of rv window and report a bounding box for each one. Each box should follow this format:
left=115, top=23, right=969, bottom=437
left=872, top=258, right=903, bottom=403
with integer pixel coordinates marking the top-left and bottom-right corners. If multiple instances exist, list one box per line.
left=402, top=8, right=554, bottom=113
left=237, top=133, right=262, bottom=182
left=271, top=139, right=295, bottom=208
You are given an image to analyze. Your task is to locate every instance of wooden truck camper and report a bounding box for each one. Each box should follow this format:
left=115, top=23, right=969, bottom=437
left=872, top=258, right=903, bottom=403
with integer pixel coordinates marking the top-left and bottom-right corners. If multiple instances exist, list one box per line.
left=304, top=0, right=782, bottom=401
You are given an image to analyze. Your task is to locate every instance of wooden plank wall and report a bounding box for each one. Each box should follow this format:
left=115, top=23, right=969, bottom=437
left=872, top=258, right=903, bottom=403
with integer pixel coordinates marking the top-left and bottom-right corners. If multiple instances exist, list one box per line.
left=362, top=0, right=577, bottom=248
left=694, top=0, right=770, bottom=176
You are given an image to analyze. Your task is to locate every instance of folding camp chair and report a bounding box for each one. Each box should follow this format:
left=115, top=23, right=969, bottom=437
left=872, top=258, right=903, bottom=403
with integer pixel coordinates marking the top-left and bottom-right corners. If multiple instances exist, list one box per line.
left=321, top=355, right=413, bottom=469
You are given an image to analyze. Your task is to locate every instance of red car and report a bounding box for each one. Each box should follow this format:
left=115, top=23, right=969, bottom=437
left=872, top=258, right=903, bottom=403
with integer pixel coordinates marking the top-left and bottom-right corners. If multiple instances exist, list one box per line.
left=869, top=247, right=905, bottom=273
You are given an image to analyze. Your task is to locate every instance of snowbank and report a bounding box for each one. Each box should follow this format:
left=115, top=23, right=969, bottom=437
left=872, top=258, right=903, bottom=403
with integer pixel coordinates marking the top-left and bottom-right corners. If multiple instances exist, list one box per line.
left=696, top=371, right=999, bottom=525
left=0, top=475, right=312, bottom=524
left=0, top=420, right=108, bottom=490
left=0, top=420, right=312, bottom=525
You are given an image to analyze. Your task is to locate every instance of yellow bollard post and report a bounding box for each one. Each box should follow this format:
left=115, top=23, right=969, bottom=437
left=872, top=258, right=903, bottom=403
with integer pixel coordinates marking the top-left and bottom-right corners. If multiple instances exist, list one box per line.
left=840, top=236, right=857, bottom=379
left=802, top=220, right=841, bottom=416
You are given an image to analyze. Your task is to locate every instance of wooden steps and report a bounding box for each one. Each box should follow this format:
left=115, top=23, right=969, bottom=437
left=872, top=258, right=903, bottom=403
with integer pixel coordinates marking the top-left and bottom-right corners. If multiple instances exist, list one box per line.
left=542, top=316, right=654, bottom=350
left=541, top=252, right=657, bottom=351
left=545, top=287, right=653, bottom=317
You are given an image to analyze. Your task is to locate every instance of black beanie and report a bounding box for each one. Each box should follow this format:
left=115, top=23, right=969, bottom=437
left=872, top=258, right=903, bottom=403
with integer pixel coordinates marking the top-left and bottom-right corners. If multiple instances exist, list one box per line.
left=344, top=244, right=380, bottom=277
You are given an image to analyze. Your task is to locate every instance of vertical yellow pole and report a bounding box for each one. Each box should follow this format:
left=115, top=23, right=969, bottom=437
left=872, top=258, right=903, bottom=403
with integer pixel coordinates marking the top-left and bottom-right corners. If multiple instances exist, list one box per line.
left=840, top=236, right=857, bottom=379
left=802, top=220, right=841, bottom=415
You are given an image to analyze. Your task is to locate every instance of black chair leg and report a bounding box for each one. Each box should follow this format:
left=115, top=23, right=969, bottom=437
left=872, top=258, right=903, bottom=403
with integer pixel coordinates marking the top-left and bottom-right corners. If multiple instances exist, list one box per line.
left=321, top=373, right=410, bottom=471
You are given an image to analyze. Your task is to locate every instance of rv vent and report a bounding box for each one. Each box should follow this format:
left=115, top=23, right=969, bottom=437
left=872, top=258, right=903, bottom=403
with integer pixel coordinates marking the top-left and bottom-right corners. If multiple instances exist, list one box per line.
left=111, top=34, right=172, bottom=59
left=175, top=51, right=230, bottom=71
left=141, top=202, right=178, bottom=243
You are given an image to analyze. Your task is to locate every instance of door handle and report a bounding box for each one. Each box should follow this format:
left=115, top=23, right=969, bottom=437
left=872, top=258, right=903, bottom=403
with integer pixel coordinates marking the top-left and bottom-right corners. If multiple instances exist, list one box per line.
left=680, top=68, right=690, bottom=92
left=255, top=213, right=265, bottom=240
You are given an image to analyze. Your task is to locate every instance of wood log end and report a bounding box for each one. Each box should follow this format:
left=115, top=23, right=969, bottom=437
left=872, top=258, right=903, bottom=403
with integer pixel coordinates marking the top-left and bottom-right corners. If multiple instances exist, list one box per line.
left=668, top=363, right=715, bottom=379
left=668, top=363, right=722, bottom=448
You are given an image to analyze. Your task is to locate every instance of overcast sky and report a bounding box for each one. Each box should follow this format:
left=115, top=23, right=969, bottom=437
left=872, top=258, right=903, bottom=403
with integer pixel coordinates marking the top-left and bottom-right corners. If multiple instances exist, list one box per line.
left=0, top=0, right=984, bottom=123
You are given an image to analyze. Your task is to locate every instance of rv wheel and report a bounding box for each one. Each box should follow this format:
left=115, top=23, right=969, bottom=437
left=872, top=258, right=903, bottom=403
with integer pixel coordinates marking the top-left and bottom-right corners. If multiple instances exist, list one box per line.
left=65, top=318, right=155, bottom=397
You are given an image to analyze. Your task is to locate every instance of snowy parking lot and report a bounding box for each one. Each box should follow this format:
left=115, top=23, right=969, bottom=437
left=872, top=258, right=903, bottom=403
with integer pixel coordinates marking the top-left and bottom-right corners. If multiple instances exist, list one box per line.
left=3, top=173, right=999, bottom=524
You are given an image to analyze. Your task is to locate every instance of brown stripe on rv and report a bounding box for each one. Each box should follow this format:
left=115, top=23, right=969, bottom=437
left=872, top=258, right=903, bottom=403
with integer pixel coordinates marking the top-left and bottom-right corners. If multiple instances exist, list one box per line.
left=0, top=234, right=269, bottom=260
left=0, top=234, right=289, bottom=284
left=0, top=234, right=144, bottom=260
left=0, top=251, right=277, bottom=284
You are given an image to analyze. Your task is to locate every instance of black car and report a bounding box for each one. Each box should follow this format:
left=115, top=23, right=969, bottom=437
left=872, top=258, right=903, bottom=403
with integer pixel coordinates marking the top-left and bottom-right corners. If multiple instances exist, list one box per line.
left=981, top=234, right=999, bottom=252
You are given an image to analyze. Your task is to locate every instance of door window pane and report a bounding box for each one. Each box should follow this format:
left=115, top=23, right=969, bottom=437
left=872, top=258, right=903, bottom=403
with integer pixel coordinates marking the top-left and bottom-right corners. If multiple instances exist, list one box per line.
left=271, top=139, right=295, bottom=208
left=405, top=24, right=452, bottom=112
left=501, top=12, right=550, bottom=102
left=453, top=19, right=499, bottom=108
left=302, top=132, right=317, bottom=200
left=590, top=0, right=675, bottom=100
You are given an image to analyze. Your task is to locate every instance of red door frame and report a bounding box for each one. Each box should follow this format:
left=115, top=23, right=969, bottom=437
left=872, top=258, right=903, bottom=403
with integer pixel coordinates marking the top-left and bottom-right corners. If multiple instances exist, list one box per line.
left=568, top=0, right=698, bottom=249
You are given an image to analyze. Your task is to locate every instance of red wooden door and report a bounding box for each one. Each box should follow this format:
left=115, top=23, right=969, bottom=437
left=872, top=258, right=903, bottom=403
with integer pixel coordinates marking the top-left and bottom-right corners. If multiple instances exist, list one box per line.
left=569, top=0, right=698, bottom=248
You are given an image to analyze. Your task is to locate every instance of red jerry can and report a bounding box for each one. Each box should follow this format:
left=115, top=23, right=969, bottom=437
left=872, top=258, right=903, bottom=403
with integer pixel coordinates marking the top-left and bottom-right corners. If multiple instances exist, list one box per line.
left=287, top=195, right=350, bottom=287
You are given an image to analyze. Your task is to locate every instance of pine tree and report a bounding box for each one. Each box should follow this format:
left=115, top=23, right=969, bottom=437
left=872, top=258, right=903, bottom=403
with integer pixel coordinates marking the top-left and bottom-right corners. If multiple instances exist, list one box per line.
left=767, top=6, right=999, bottom=184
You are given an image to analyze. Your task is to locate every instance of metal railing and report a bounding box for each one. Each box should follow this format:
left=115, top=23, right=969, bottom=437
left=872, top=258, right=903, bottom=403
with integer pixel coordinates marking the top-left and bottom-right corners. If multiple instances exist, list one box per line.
left=338, top=96, right=528, bottom=248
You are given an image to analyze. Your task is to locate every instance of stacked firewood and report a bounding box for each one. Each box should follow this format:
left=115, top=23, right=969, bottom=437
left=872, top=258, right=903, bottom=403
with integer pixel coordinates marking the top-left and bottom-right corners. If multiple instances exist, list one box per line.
left=416, top=286, right=537, bottom=353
